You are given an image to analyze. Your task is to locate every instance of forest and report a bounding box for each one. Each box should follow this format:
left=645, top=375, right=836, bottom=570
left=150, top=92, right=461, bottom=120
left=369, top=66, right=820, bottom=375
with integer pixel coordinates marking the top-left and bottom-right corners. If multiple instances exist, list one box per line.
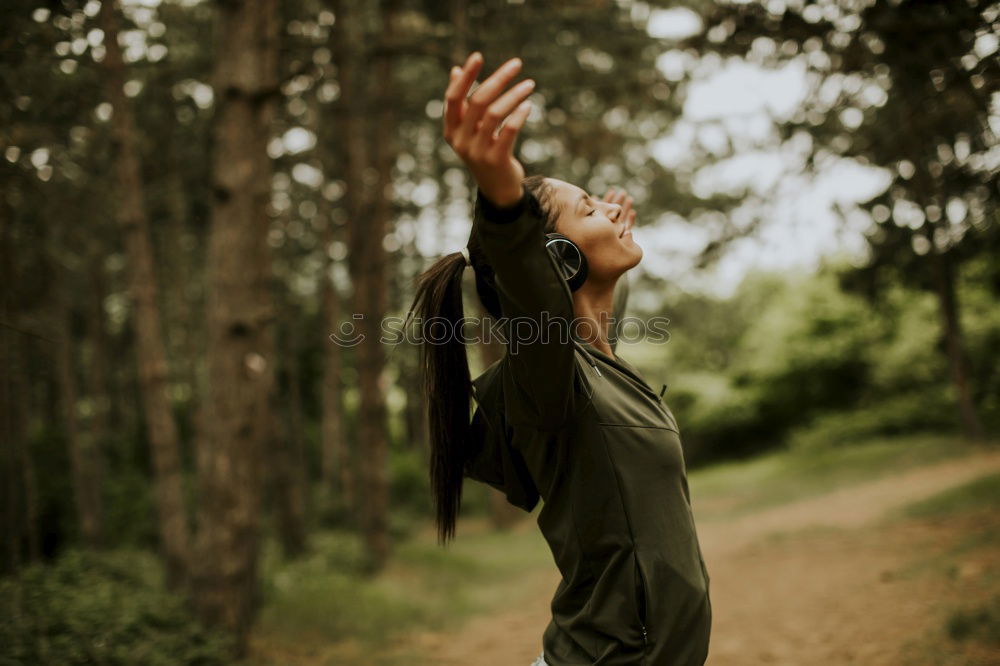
left=1, top=0, right=997, bottom=664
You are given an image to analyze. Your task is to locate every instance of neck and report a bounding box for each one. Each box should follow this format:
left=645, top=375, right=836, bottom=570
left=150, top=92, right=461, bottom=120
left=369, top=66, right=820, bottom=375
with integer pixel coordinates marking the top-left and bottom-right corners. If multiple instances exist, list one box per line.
left=571, top=275, right=618, bottom=358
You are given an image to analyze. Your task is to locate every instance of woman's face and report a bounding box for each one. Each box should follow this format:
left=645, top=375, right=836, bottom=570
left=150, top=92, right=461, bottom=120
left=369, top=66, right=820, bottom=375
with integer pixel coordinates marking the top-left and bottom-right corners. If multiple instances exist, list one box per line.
left=545, top=177, right=642, bottom=285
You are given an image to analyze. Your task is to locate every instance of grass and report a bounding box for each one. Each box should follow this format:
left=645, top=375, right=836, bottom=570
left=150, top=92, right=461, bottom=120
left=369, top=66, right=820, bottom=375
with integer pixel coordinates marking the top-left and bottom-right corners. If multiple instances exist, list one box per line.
left=687, top=433, right=986, bottom=521
left=245, top=518, right=553, bottom=665
left=889, top=472, right=1000, bottom=664
left=893, top=471, right=1000, bottom=521
left=945, top=595, right=1000, bottom=645
left=886, top=469, right=1000, bottom=561
left=901, top=594, right=1000, bottom=666
left=881, top=470, right=1000, bottom=584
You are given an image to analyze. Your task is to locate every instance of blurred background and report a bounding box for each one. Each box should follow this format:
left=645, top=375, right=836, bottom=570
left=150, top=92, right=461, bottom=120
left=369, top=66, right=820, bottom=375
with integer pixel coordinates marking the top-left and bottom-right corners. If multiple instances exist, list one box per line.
left=1, top=0, right=998, bottom=664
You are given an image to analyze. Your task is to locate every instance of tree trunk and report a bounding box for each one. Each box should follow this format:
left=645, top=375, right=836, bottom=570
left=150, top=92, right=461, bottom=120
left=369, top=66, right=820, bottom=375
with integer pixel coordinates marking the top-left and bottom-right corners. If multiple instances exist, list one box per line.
left=272, top=307, right=308, bottom=558
left=362, top=0, right=404, bottom=571
left=163, top=161, right=202, bottom=418
left=99, top=0, right=192, bottom=591
left=450, top=0, right=468, bottom=65
left=0, top=320, right=24, bottom=575
left=85, top=246, right=111, bottom=449
left=54, top=273, right=104, bottom=548
left=15, top=333, right=41, bottom=564
left=0, top=205, right=40, bottom=572
left=320, top=217, right=354, bottom=519
left=930, top=245, right=985, bottom=442
left=191, top=0, right=279, bottom=653
left=402, top=345, right=428, bottom=452
left=333, top=0, right=391, bottom=572
left=1, top=329, right=42, bottom=571
left=913, top=167, right=985, bottom=444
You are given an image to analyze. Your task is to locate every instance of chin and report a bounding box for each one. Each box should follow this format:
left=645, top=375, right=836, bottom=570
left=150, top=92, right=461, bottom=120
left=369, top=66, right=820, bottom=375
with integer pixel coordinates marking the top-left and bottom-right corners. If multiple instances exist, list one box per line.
left=629, top=244, right=643, bottom=267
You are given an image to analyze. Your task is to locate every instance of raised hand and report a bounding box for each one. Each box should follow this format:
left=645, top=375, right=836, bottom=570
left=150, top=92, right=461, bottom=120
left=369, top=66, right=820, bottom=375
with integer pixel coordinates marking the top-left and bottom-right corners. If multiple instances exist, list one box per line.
left=443, top=52, right=536, bottom=208
left=603, top=187, right=637, bottom=233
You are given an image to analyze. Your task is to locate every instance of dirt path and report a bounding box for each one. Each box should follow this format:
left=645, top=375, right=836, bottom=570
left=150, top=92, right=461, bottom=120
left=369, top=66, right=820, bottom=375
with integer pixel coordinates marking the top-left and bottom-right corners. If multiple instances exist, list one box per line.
left=398, top=446, right=1000, bottom=665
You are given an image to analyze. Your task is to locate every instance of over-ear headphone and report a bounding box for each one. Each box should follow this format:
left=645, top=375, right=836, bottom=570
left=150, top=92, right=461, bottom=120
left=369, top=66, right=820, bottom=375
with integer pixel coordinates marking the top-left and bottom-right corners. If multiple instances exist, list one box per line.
left=544, top=232, right=588, bottom=292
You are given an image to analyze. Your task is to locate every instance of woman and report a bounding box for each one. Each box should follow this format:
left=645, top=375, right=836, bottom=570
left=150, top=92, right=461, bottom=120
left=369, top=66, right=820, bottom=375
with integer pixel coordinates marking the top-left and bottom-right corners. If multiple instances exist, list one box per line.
left=408, top=52, right=712, bottom=665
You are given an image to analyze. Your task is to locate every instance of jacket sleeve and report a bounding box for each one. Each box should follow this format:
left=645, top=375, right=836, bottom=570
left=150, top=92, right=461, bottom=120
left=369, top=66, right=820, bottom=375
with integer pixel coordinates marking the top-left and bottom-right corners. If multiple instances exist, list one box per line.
left=464, top=405, right=540, bottom=513
left=473, top=184, right=588, bottom=432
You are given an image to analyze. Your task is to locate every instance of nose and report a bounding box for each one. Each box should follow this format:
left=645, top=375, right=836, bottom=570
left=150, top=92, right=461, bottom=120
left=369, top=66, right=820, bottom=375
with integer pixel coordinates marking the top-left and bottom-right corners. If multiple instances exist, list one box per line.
left=607, top=202, right=622, bottom=220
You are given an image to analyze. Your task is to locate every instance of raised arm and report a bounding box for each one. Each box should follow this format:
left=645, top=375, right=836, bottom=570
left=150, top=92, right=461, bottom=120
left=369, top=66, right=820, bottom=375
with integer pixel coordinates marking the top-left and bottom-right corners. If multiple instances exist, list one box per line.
left=473, top=183, right=584, bottom=430
left=443, top=53, right=586, bottom=430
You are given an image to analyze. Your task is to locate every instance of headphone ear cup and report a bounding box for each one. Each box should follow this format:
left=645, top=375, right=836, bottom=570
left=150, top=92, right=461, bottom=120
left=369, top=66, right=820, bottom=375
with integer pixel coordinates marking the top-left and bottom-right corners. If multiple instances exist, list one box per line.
left=544, top=232, right=588, bottom=292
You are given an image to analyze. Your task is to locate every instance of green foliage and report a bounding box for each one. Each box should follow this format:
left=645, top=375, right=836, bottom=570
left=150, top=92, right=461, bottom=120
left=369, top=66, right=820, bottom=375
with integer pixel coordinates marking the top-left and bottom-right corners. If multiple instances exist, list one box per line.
left=456, top=479, right=496, bottom=519
left=786, top=389, right=957, bottom=450
left=387, top=447, right=433, bottom=541
left=736, top=268, right=879, bottom=382
left=865, top=284, right=945, bottom=391
left=258, top=529, right=432, bottom=644
left=650, top=261, right=999, bottom=464
left=388, top=447, right=431, bottom=515
left=956, top=254, right=1000, bottom=432
left=100, top=467, right=157, bottom=549
left=25, top=423, right=76, bottom=554
left=0, top=549, right=233, bottom=665
left=666, top=267, right=882, bottom=461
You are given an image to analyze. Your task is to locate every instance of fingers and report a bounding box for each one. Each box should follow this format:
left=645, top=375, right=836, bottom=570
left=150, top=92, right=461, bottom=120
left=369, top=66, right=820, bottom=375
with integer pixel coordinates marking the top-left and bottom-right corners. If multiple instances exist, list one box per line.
left=604, top=187, right=636, bottom=228
left=444, top=66, right=464, bottom=134
left=455, top=56, right=523, bottom=147
left=623, top=196, right=635, bottom=229
left=493, top=99, right=532, bottom=157
left=443, top=52, right=483, bottom=141
left=470, top=77, right=535, bottom=152
left=603, top=187, right=626, bottom=205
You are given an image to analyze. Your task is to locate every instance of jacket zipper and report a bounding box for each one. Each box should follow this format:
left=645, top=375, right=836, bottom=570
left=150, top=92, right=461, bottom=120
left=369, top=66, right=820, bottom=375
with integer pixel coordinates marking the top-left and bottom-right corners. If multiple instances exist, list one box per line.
left=577, top=340, right=665, bottom=401
left=572, top=340, right=602, bottom=377
left=577, top=340, right=657, bottom=652
left=634, top=551, right=649, bottom=648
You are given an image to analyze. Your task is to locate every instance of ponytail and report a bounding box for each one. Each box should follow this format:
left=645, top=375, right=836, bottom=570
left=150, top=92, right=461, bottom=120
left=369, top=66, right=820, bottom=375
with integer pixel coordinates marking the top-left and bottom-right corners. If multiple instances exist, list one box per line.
left=408, top=174, right=560, bottom=545
left=408, top=251, right=474, bottom=545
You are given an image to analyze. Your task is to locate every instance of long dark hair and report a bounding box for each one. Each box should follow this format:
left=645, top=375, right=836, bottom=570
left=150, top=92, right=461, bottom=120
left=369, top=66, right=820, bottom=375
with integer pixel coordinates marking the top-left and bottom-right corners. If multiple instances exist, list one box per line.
left=407, top=174, right=560, bottom=544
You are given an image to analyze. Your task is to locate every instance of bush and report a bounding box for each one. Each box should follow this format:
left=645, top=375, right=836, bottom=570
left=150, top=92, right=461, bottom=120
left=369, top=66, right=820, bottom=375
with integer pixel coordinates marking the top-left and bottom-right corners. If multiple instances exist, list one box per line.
left=0, top=548, right=233, bottom=665
left=786, top=388, right=957, bottom=451
left=101, top=468, right=157, bottom=549
left=388, top=447, right=431, bottom=513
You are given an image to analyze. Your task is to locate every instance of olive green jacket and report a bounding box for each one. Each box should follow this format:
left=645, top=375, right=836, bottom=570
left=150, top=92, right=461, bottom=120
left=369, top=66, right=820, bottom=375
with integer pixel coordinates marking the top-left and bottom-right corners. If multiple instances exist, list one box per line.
left=463, top=186, right=712, bottom=665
